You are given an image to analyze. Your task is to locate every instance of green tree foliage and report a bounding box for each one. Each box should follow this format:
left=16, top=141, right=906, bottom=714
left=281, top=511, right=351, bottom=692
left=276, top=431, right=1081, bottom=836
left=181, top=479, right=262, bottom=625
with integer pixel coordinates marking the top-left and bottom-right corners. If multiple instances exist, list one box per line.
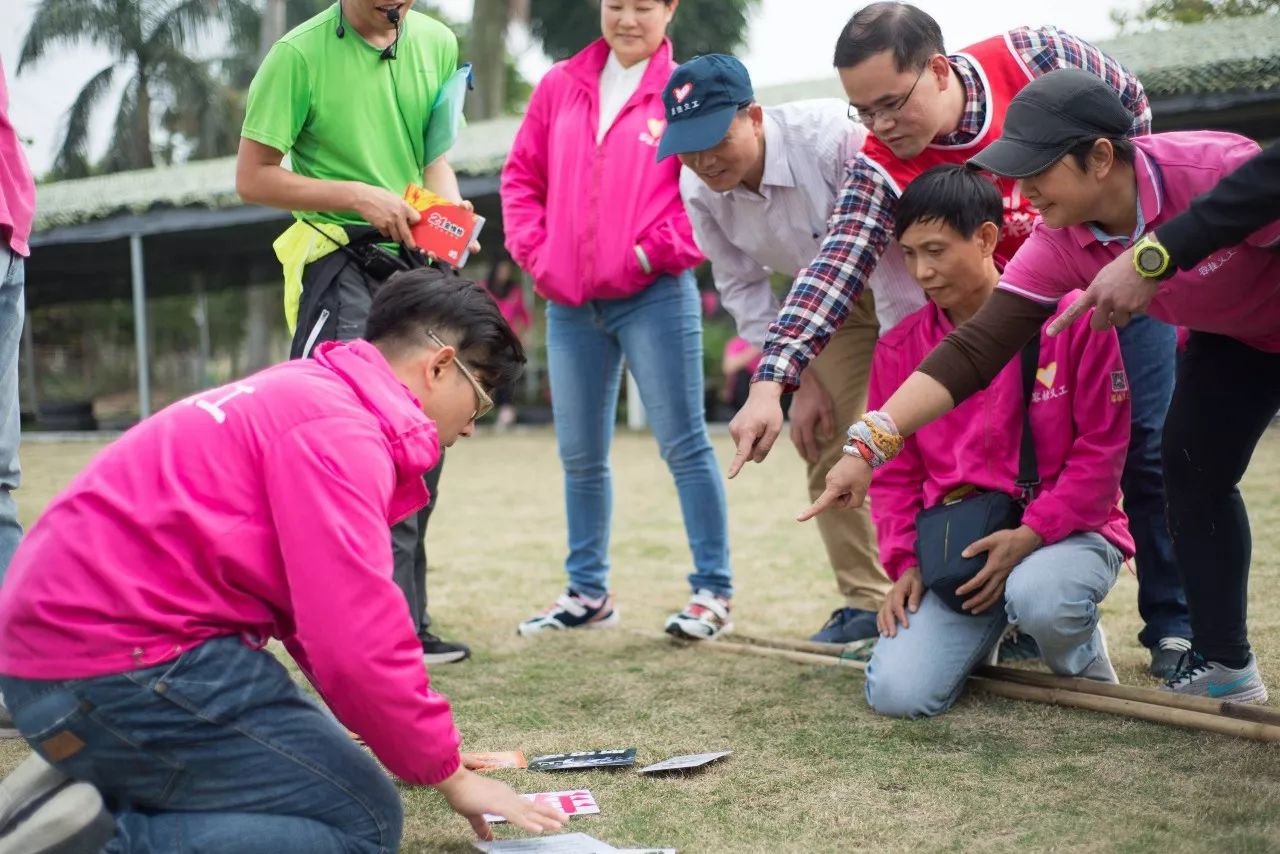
left=528, top=0, right=760, bottom=63
left=1111, top=0, right=1280, bottom=31
left=18, top=0, right=261, bottom=179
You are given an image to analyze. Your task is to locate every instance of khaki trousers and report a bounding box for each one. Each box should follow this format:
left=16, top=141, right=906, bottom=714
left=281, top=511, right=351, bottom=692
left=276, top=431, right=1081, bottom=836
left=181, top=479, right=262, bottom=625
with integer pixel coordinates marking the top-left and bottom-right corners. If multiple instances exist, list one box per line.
left=804, top=291, right=891, bottom=611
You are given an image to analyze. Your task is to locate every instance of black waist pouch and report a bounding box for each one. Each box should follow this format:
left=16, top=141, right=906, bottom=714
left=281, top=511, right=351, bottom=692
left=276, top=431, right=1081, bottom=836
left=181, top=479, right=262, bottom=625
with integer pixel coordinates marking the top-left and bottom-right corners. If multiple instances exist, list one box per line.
left=912, top=333, right=1042, bottom=614
left=914, top=490, right=1024, bottom=613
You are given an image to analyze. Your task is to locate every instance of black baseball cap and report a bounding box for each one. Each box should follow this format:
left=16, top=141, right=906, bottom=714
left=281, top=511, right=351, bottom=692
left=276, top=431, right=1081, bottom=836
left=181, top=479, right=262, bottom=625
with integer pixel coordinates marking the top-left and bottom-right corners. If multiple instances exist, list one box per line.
left=967, top=69, right=1133, bottom=178
left=657, top=54, right=754, bottom=161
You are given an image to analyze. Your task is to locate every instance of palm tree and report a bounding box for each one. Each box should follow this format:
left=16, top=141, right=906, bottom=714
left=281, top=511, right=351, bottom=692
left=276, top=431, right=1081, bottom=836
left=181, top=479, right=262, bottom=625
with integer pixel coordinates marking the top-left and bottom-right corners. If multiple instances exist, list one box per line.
left=19, top=0, right=253, bottom=178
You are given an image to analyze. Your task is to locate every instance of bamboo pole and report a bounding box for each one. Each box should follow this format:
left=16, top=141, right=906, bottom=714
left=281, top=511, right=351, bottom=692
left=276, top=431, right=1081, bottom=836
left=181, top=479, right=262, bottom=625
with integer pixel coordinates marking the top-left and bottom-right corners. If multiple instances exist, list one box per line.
left=730, top=633, right=1280, bottom=723
left=975, top=665, right=1280, bottom=728
left=704, top=636, right=1280, bottom=744
left=966, top=676, right=1280, bottom=743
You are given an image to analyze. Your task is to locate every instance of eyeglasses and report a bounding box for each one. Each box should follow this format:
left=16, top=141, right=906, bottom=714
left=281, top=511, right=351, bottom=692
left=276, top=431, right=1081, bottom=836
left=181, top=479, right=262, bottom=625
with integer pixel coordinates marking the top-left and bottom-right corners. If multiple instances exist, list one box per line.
left=427, top=330, right=494, bottom=420
left=847, top=65, right=928, bottom=127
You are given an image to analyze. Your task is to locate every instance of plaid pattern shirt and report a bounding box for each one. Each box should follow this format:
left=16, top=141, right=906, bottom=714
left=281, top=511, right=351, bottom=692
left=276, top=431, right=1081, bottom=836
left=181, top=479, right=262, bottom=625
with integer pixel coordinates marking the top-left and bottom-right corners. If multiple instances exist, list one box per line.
left=755, top=26, right=1152, bottom=390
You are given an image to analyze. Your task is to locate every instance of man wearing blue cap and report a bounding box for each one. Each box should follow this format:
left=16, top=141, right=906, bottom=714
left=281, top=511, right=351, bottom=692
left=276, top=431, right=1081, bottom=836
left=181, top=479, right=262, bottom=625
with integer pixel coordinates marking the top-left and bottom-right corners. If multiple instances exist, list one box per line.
left=659, top=55, right=925, bottom=644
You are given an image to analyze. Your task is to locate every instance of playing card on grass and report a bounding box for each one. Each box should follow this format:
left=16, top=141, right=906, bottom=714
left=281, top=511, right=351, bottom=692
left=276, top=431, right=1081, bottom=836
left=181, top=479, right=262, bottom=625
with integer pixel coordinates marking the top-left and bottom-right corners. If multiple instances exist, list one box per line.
left=529, top=749, right=636, bottom=771
left=483, top=790, right=600, bottom=823
left=636, top=751, right=732, bottom=774
left=473, top=832, right=618, bottom=852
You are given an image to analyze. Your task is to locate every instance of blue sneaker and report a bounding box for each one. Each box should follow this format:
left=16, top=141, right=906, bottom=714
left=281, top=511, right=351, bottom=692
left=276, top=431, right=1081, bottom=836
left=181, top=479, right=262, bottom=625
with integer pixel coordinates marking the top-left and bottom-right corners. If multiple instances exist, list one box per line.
left=1164, top=651, right=1268, bottom=703
left=810, top=607, right=879, bottom=644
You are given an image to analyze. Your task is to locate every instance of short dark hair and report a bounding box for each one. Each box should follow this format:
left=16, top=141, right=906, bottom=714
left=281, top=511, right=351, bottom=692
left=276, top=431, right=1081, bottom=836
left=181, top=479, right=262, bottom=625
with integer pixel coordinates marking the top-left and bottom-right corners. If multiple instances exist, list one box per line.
left=1064, top=136, right=1137, bottom=171
left=894, top=164, right=1003, bottom=240
left=833, top=2, right=944, bottom=72
left=366, top=266, right=526, bottom=391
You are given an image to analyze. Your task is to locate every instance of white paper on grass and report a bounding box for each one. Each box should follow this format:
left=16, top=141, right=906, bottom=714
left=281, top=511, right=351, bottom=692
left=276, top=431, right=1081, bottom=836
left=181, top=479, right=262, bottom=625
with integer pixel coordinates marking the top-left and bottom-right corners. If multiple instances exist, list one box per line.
left=635, top=751, right=732, bottom=774
left=473, top=832, right=618, bottom=853
left=483, top=791, right=600, bottom=824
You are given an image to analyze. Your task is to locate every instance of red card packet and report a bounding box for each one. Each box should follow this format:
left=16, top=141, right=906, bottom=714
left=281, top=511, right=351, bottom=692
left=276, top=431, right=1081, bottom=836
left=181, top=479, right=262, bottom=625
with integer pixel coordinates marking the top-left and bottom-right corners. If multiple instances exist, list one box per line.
left=403, top=183, right=485, bottom=267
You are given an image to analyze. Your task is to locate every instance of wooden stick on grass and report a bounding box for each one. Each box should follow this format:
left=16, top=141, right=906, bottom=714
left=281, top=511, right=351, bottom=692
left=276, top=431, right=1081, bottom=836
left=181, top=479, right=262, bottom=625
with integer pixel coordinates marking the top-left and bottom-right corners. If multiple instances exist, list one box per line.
left=703, top=636, right=1280, bottom=744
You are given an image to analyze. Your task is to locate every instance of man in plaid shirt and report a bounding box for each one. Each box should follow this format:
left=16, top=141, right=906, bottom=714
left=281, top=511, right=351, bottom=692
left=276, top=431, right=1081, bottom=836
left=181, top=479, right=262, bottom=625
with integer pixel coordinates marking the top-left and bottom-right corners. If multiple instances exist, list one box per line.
left=727, top=2, right=1191, bottom=676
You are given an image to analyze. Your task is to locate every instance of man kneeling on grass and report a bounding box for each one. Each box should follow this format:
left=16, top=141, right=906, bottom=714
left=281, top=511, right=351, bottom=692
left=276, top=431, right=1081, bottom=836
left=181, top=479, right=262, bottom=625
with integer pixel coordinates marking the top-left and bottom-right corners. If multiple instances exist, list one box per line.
left=0, top=269, right=565, bottom=853
left=860, top=165, right=1135, bottom=717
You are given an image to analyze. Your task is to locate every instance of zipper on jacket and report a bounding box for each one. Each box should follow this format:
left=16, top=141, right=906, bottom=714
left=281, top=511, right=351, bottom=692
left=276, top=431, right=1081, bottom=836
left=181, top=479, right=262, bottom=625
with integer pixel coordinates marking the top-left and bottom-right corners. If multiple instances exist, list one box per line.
left=302, top=309, right=331, bottom=358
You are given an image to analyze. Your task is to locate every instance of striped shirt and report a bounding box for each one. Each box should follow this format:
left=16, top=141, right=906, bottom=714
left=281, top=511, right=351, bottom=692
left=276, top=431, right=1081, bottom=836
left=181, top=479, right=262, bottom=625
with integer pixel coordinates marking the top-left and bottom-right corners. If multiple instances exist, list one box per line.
left=681, top=100, right=925, bottom=347
left=755, top=26, right=1151, bottom=390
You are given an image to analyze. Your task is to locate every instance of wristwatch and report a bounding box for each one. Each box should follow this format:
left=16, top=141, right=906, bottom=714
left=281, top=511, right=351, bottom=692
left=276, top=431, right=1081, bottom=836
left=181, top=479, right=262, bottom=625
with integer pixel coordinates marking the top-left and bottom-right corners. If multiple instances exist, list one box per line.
left=1132, top=233, right=1175, bottom=281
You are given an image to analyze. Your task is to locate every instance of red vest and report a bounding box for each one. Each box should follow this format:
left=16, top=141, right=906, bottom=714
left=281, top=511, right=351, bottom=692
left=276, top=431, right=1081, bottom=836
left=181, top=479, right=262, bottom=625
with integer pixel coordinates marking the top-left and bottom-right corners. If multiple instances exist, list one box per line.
left=860, top=34, right=1037, bottom=261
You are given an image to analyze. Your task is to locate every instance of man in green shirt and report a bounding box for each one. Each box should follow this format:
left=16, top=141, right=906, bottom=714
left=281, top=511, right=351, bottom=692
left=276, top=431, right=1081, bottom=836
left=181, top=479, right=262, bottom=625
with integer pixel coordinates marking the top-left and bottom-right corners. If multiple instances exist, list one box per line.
left=237, top=0, right=473, bottom=664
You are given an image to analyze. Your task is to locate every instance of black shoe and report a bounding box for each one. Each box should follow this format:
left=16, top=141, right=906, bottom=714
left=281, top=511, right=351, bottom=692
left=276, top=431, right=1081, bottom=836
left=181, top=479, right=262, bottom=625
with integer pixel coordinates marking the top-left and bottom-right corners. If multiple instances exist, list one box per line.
left=988, top=627, right=1040, bottom=665
left=421, top=633, right=471, bottom=664
left=1149, top=636, right=1192, bottom=679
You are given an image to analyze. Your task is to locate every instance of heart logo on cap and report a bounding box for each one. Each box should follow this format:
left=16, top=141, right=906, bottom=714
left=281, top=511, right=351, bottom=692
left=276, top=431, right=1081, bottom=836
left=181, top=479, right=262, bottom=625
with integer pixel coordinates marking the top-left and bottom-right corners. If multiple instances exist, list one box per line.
left=672, top=83, right=693, bottom=103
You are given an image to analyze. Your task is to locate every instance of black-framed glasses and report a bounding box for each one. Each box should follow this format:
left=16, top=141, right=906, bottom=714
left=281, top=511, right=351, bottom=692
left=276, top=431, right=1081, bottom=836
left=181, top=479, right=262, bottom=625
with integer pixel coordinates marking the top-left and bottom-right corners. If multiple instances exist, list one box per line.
left=427, top=330, right=494, bottom=420
left=847, top=65, right=928, bottom=127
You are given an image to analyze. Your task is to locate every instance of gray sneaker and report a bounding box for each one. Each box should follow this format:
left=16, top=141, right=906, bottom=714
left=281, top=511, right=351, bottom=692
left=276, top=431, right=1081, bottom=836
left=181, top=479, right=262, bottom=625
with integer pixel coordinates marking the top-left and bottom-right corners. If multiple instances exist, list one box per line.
left=0, top=753, right=67, bottom=828
left=1164, top=651, right=1269, bottom=703
left=0, top=781, right=114, bottom=854
left=1149, top=636, right=1192, bottom=680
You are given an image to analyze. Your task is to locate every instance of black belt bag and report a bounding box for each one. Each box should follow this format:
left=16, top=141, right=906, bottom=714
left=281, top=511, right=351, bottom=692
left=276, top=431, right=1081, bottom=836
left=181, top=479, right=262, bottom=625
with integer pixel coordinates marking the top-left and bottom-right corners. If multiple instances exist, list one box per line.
left=914, top=333, right=1041, bottom=614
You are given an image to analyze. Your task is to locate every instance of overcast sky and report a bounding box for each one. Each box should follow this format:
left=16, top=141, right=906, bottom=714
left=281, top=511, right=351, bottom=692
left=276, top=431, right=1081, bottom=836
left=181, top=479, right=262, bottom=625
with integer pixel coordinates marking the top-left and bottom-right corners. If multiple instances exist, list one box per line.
left=2, top=0, right=1129, bottom=176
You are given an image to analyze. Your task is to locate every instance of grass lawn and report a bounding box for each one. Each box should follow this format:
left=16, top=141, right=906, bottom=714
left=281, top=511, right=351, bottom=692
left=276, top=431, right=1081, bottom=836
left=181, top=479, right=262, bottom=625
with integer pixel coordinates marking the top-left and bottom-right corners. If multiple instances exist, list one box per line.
left=4, top=427, right=1280, bottom=852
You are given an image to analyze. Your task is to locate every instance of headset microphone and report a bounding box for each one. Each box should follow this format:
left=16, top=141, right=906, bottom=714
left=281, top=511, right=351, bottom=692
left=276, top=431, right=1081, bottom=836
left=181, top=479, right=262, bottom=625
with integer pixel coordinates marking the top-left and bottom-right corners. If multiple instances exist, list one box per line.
left=380, top=6, right=402, bottom=60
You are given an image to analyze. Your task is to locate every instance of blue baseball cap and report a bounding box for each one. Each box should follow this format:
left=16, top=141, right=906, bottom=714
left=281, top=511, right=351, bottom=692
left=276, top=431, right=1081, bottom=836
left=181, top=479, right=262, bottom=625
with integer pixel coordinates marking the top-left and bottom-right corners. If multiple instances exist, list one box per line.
left=656, top=54, right=754, bottom=161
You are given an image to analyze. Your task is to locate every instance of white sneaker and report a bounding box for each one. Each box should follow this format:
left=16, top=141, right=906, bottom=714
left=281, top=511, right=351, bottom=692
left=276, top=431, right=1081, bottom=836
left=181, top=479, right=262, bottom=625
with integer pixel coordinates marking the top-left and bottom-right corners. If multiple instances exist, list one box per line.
left=1164, top=651, right=1269, bottom=703
left=517, top=590, right=619, bottom=637
left=663, top=590, right=732, bottom=641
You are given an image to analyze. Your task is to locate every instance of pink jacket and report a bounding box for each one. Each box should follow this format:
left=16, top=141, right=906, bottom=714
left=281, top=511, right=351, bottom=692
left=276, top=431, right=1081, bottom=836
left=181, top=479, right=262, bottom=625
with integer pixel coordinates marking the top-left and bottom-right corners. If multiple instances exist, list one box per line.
left=867, top=293, right=1135, bottom=581
left=0, top=58, right=35, bottom=257
left=0, top=341, right=462, bottom=785
left=500, top=38, right=703, bottom=306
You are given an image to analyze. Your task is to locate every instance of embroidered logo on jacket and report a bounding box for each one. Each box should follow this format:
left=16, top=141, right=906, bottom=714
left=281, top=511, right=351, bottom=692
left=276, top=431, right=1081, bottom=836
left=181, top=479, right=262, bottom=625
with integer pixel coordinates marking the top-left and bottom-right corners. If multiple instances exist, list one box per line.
left=639, top=117, right=666, bottom=147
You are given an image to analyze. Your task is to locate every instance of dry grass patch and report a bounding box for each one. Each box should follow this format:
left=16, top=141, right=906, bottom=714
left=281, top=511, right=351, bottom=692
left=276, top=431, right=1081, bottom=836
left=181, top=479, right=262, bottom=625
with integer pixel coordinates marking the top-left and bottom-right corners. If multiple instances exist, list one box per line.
left=3, top=428, right=1279, bottom=852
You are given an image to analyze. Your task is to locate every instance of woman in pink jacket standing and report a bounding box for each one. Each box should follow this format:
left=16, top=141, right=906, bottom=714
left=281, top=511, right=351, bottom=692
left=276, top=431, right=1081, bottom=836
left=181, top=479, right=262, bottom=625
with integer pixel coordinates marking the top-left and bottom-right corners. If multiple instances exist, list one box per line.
left=502, top=0, right=733, bottom=640
left=863, top=167, right=1135, bottom=718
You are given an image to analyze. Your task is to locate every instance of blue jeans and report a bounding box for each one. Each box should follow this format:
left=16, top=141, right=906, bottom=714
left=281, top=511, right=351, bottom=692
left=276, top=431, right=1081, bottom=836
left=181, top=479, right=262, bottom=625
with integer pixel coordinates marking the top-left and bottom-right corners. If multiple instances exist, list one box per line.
left=1115, top=315, right=1190, bottom=647
left=865, top=533, right=1122, bottom=718
left=0, top=637, right=402, bottom=853
left=545, top=272, right=732, bottom=599
left=0, top=248, right=23, bottom=579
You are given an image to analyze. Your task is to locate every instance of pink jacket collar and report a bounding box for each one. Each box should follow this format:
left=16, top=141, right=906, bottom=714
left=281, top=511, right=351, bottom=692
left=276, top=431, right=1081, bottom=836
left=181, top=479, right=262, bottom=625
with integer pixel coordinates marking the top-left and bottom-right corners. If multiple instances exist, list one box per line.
left=562, top=37, right=675, bottom=98
left=312, top=340, right=439, bottom=520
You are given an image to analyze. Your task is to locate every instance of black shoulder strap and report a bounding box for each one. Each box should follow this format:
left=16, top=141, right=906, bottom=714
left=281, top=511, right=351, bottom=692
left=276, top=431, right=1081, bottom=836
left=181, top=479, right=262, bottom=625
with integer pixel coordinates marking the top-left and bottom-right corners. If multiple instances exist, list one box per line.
left=1017, top=332, right=1041, bottom=499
